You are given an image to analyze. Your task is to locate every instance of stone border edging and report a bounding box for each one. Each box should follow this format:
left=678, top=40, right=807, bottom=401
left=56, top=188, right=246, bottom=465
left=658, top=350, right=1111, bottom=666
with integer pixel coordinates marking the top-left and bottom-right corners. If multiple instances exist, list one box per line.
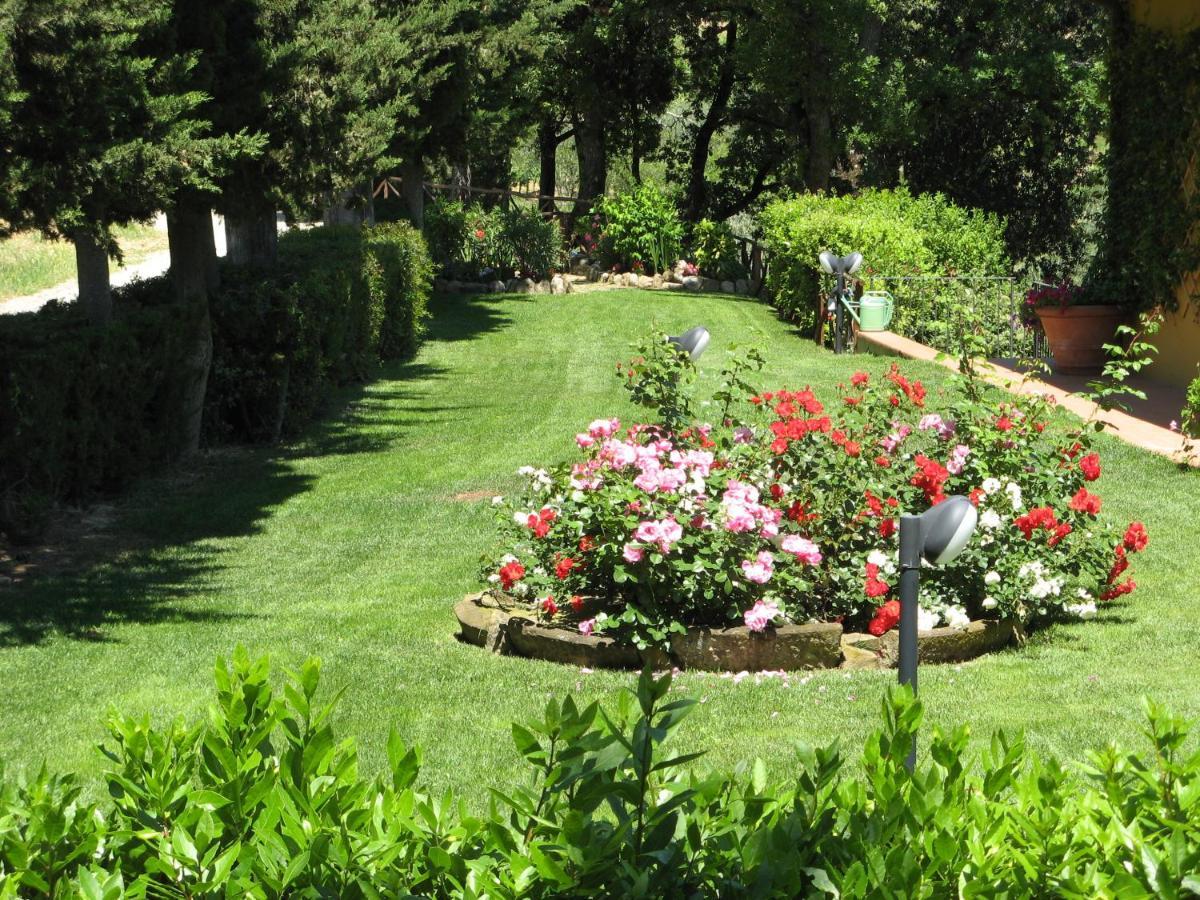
left=454, top=593, right=1014, bottom=672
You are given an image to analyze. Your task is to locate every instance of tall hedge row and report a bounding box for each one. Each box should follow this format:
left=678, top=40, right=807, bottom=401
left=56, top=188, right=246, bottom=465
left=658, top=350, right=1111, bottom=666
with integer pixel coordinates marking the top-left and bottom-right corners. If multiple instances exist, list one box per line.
left=0, top=223, right=432, bottom=539
left=759, top=188, right=1010, bottom=344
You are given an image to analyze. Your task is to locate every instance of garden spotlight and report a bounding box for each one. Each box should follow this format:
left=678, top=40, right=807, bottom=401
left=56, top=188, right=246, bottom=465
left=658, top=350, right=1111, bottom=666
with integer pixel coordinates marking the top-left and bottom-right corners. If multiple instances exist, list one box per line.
left=668, top=326, right=711, bottom=361
left=897, top=494, right=978, bottom=771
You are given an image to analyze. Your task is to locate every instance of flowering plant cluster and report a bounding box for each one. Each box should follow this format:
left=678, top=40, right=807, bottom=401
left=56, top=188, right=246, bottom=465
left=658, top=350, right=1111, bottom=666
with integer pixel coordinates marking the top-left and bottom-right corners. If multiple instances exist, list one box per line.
left=483, top=351, right=1147, bottom=649
left=1020, top=281, right=1084, bottom=327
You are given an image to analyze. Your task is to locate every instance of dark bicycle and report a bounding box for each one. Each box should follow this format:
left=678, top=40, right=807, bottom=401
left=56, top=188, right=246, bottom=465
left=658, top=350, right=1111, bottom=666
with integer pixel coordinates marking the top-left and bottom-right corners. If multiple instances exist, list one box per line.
left=818, top=250, right=863, bottom=354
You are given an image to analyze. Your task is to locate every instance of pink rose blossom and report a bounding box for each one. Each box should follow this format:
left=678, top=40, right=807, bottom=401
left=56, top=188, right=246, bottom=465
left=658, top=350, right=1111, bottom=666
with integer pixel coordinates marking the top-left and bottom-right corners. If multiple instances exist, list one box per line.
left=741, top=551, right=775, bottom=584
left=733, top=426, right=754, bottom=444
left=744, top=599, right=781, bottom=632
left=587, top=417, right=620, bottom=439
left=946, top=444, right=970, bottom=475
left=578, top=618, right=596, bottom=636
left=575, top=433, right=595, bottom=449
left=623, top=543, right=644, bottom=563
left=781, top=535, right=822, bottom=565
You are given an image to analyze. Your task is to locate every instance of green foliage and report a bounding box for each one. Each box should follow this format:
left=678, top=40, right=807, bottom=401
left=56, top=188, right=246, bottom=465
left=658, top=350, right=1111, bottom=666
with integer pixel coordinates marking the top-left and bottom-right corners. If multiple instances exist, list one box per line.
left=759, top=188, right=1010, bottom=343
left=2, top=653, right=1200, bottom=896
left=497, top=206, right=564, bottom=281
left=0, top=0, right=257, bottom=243
left=423, top=199, right=564, bottom=281
left=206, top=223, right=432, bottom=442
left=0, top=283, right=194, bottom=542
left=690, top=218, right=746, bottom=282
left=1086, top=12, right=1200, bottom=312
left=1183, top=369, right=1200, bottom=441
left=619, top=330, right=696, bottom=432
left=595, top=185, right=684, bottom=275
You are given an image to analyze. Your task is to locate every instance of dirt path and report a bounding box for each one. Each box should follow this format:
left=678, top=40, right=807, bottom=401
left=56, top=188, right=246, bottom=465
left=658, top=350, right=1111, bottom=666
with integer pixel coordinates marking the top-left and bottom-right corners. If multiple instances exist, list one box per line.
left=0, top=213, right=227, bottom=316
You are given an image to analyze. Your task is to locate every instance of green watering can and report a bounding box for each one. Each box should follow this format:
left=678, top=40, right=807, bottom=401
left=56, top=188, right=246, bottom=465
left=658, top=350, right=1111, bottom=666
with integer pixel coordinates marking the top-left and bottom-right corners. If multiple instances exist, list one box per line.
left=853, top=291, right=894, bottom=332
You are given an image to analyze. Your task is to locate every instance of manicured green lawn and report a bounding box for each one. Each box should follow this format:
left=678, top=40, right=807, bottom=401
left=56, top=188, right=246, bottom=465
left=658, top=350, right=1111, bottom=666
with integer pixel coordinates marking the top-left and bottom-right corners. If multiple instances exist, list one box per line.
left=0, top=222, right=168, bottom=300
left=1, top=288, right=1197, bottom=801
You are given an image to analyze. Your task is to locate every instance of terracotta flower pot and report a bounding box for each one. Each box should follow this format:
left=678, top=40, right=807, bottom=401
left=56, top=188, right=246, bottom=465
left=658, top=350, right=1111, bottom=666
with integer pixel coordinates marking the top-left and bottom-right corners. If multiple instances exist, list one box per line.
left=1034, top=305, right=1129, bottom=375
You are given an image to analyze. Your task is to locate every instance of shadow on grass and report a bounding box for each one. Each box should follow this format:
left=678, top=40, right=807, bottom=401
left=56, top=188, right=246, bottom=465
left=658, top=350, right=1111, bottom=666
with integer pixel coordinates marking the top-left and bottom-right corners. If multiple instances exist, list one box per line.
left=0, top=290, right=510, bottom=647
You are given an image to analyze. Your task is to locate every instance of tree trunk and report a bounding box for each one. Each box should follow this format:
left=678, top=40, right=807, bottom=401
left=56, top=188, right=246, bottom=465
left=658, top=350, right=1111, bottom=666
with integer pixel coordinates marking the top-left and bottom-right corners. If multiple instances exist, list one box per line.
left=400, top=158, right=425, bottom=229
left=225, top=207, right=277, bottom=267
left=684, top=21, right=738, bottom=224
left=570, top=114, right=607, bottom=236
left=803, top=27, right=834, bottom=192
left=167, top=194, right=214, bottom=455
left=538, top=121, right=559, bottom=217
left=73, top=230, right=112, bottom=326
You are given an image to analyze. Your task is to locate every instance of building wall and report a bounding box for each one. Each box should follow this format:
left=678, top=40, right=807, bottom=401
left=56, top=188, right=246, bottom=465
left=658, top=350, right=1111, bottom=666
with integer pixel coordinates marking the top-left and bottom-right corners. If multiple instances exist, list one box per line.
left=1134, top=0, right=1198, bottom=387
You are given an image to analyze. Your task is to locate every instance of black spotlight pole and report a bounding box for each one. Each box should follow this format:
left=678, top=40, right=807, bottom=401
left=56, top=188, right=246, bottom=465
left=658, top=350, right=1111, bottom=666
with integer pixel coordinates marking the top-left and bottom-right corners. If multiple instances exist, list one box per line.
left=897, top=513, right=923, bottom=773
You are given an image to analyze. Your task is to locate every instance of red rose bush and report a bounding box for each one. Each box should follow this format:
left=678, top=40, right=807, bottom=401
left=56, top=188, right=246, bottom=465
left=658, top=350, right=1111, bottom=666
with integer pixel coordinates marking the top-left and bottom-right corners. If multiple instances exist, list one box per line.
left=483, top=338, right=1146, bottom=649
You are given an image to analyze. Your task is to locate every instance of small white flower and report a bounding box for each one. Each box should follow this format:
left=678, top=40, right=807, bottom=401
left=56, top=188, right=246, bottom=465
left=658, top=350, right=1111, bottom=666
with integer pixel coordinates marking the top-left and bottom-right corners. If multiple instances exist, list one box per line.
left=500, top=553, right=518, bottom=564
left=487, top=573, right=500, bottom=584
left=944, top=605, right=971, bottom=629
left=984, top=570, right=1001, bottom=585
left=517, top=465, right=536, bottom=476
left=513, top=511, right=530, bottom=525
left=1077, top=588, right=1093, bottom=600
left=980, top=510, right=1002, bottom=531
left=917, top=607, right=940, bottom=631
left=982, top=596, right=999, bottom=610
left=1005, top=482, right=1023, bottom=511
left=491, top=495, right=505, bottom=505
left=867, top=549, right=889, bottom=568
left=1065, top=601, right=1097, bottom=620
left=982, top=477, right=1002, bottom=494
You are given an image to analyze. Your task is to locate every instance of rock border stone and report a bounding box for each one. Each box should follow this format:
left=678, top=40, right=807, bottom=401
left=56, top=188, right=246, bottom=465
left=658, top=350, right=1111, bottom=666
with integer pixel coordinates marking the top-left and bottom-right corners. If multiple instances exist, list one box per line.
left=432, top=258, right=759, bottom=297
left=454, top=594, right=1015, bottom=672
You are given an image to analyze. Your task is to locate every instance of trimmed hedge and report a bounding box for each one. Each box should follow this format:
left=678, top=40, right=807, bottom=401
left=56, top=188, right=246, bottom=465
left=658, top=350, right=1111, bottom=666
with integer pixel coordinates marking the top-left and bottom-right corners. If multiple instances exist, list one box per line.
left=0, top=282, right=193, bottom=541
left=0, top=652, right=1197, bottom=897
left=759, top=188, right=1010, bottom=345
left=206, top=223, right=432, bottom=442
left=0, top=222, right=432, bottom=537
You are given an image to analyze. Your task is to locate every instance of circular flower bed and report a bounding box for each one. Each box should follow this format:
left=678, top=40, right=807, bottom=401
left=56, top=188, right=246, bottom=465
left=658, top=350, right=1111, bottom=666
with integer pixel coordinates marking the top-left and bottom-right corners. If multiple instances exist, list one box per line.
left=472, top=338, right=1147, bottom=667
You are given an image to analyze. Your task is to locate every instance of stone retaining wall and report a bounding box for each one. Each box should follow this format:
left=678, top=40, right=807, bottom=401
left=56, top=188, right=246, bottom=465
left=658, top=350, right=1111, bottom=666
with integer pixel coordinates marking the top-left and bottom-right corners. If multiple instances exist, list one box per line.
left=454, top=593, right=1015, bottom=672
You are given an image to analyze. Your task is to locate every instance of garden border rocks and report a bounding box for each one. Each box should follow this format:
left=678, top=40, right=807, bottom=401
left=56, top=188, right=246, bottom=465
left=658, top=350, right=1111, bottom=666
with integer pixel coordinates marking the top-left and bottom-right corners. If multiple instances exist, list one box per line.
left=454, top=593, right=1014, bottom=672
left=433, top=259, right=758, bottom=296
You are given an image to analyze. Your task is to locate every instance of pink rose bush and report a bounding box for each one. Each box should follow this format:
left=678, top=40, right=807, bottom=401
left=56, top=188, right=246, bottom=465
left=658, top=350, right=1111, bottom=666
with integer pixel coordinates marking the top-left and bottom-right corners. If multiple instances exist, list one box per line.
left=484, top=352, right=1146, bottom=649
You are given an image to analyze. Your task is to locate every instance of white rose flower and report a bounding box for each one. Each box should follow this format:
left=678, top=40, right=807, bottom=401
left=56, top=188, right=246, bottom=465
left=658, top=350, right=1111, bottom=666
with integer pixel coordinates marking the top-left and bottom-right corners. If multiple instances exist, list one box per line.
left=984, top=570, right=1001, bottom=585
left=517, top=465, right=536, bottom=476
left=917, top=607, right=940, bottom=631
left=487, top=573, right=500, bottom=584
left=500, top=554, right=517, bottom=564
left=982, top=596, right=999, bottom=610
left=513, top=511, right=531, bottom=525
left=980, top=510, right=1002, bottom=531
left=982, top=477, right=1002, bottom=494
left=1005, top=482, right=1023, bottom=511
left=1066, top=601, right=1097, bottom=620
left=944, top=605, right=971, bottom=629
left=867, top=549, right=889, bottom=568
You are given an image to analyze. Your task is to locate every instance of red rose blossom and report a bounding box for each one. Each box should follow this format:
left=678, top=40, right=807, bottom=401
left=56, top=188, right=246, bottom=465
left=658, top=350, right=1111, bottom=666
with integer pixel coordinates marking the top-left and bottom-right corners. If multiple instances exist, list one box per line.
left=1079, top=453, right=1101, bottom=481
left=1123, top=522, right=1148, bottom=552
left=868, top=599, right=901, bottom=636
left=498, top=561, right=526, bottom=590
left=1068, top=488, right=1102, bottom=516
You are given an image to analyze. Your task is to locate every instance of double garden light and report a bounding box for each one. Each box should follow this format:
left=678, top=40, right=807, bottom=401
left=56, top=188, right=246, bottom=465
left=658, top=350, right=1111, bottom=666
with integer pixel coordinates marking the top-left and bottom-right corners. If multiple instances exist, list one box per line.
left=897, top=494, right=978, bottom=771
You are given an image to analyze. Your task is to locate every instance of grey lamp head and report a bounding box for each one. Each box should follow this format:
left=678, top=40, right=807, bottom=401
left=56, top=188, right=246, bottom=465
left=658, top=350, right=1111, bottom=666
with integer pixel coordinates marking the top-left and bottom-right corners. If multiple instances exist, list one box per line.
left=919, top=495, right=978, bottom=565
left=818, top=251, right=864, bottom=276
left=668, top=326, right=710, bottom=360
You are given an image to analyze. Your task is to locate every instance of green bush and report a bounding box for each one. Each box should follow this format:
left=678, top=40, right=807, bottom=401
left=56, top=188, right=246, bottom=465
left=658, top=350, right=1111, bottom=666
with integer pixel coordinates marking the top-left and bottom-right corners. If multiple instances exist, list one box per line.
left=759, top=188, right=1010, bottom=344
left=497, top=206, right=563, bottom=280
left=1182, top=367, right=1200, bottom=440
left=595, top=184, right=683, bottom=275
left=423, top=200, right=563, bottom=281
left=0, top=282, right=193, bottom=540
left=206, top=223, right=432, bottom=443
left=2, top=652, right=1198, bottom=897
left=690, top=218, right=747, bottom=282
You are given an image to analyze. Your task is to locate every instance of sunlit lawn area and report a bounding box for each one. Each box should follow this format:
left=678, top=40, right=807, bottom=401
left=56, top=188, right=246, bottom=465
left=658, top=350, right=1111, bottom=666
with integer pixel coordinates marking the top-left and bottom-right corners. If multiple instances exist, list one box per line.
left=0, top=222, right=168, bottom=299
left=0, top=288, right=1196, bottom=802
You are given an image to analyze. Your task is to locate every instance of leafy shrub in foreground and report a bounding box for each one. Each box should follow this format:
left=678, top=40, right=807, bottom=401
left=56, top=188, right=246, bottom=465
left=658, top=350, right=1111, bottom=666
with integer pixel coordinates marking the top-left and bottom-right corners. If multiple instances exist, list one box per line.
left=1, top=651, right=1198, bottom=897
left=484, top=336, right=1145, bottom=648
